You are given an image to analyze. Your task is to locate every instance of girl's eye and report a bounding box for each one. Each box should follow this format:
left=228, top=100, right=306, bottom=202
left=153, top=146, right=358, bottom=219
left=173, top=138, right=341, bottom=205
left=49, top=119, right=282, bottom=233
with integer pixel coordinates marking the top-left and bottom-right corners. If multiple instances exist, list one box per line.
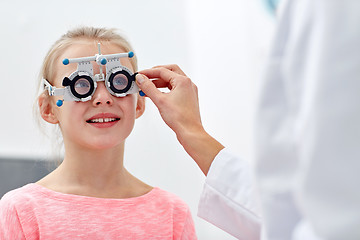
left=113, top=74, right=128, bottom=90
left=75, top=78, right=91, bottom=94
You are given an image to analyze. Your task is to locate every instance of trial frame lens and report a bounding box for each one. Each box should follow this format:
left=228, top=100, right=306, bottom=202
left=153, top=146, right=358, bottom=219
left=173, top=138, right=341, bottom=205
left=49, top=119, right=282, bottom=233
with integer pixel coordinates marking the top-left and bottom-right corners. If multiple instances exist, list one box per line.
left=67, top=75, right=95, bottom=99
left=108, top=70, right=133, bottom=94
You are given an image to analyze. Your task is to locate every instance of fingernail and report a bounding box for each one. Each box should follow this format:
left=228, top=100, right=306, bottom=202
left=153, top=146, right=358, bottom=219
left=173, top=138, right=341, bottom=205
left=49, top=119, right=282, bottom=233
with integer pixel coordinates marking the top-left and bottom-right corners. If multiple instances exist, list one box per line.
left=136, top=74, right=145, bottom=84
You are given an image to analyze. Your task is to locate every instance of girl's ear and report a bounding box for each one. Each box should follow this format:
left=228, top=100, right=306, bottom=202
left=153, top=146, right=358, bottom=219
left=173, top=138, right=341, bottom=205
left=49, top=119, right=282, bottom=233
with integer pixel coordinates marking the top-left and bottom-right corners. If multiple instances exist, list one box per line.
left=135, top=95, right=145, bottom=119
left=38, top=93, right=59, bottom=124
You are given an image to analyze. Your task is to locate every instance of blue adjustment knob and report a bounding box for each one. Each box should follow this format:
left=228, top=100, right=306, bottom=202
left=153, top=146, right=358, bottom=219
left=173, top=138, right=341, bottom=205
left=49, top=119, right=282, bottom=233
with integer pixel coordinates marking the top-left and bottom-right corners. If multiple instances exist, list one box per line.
left=56, top=100, right=64, bottom=107
left=139, top=90, right=146, bottom=97
left=128, top=51, right=134, bottom=58
left=100, top=58, right=107, bottom=65
left=62, top=58, right=70, bottom=65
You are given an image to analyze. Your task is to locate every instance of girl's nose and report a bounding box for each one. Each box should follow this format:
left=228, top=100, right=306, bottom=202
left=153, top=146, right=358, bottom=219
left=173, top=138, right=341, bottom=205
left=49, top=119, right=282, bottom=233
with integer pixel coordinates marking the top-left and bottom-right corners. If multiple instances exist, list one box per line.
left=92, top=82, right=113, bottom=106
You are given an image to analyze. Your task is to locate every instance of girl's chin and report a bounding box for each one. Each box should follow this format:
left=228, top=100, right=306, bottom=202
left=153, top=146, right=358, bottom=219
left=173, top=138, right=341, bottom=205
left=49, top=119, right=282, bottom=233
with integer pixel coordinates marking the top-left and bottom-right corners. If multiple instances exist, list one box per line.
left=67, top=134, right=129, bottom=151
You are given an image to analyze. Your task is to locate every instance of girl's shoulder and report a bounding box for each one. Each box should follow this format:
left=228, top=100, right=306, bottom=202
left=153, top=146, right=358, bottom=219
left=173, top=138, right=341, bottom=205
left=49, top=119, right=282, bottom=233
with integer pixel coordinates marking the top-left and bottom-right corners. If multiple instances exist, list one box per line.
left=0, top=184, right=40, bottom=222
left=151, top=188, right=195, bottom=237
left=152, top=187, right=188, bottom=205
left=148, top=187, right=191, bottom=214
left=0, top=184, right=39, bottom=210
left=1, top=184, right=36, bottom=203
left=0, top=185, right=35, bottom=239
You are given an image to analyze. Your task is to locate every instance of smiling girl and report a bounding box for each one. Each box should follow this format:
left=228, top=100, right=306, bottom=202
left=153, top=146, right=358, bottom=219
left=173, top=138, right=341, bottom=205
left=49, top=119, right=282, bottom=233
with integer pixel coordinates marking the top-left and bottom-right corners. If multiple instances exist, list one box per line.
left=0, top=26, right=196, bottom=239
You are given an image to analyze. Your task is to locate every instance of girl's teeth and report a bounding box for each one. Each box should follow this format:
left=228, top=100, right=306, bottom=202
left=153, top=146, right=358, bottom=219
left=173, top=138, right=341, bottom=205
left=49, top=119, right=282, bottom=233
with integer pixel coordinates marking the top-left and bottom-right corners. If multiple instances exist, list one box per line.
left=90, top=118, right=116, bottom=123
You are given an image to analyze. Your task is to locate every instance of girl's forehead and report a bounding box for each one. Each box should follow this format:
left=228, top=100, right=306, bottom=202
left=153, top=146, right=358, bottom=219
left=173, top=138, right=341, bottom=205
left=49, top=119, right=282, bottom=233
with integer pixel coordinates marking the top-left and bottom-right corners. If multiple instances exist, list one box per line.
left=54, top=41, right=134, bottom=82
left=60, top=41, right=127, bottom=59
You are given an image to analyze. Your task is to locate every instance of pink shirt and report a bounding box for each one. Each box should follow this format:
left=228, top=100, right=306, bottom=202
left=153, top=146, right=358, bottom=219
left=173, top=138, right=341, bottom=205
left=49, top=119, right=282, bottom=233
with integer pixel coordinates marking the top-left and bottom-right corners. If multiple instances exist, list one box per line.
left=0, top=184, right=196, bottom=239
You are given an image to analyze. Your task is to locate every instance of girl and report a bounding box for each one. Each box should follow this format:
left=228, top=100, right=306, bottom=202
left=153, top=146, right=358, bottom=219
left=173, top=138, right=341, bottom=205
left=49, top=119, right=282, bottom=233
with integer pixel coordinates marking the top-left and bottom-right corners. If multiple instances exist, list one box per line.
left=0, top=26, right=196, bottom=239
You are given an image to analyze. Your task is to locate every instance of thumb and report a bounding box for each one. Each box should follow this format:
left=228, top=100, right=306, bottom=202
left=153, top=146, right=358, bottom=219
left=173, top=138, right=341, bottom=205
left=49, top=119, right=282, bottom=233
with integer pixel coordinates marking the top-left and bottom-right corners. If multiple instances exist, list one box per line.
left=136, top=74, right=162, bottom=104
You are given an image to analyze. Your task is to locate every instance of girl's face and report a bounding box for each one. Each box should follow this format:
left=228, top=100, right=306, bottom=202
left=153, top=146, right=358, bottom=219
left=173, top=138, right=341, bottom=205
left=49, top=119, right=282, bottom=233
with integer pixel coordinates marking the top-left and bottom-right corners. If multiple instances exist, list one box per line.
left=43, top=40, right=144, bottom=150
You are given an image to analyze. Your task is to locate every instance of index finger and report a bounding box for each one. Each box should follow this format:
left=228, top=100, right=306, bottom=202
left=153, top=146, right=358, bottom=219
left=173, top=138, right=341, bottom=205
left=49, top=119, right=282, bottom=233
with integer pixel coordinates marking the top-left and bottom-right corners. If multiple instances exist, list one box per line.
left=139, top=67, right=183, bottom=83
left=152, top=64, right=187, bottom=76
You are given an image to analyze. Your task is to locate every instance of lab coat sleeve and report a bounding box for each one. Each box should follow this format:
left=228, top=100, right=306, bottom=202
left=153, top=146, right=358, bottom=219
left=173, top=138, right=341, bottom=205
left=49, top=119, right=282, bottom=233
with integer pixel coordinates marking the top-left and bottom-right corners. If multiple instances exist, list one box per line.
left=198, top=149, right=261, bottom=240
left=284, top=0, right=360, bottom=239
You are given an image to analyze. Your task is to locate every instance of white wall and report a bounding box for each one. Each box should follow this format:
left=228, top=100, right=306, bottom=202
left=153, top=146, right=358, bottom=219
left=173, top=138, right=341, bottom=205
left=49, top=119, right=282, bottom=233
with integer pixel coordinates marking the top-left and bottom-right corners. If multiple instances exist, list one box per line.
left=0, top=0, right=274, bottom=239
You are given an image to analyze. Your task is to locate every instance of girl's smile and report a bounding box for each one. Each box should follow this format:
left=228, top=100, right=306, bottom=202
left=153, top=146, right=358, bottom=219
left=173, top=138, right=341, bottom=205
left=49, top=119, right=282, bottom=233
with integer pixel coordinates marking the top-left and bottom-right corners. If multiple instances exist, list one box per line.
left=86, top=112, right=121, bottom=128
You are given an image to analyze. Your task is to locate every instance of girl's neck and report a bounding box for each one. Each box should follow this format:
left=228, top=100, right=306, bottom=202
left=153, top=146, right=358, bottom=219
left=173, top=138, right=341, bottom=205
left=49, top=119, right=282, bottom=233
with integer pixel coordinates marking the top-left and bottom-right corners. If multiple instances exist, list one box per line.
left=62, top=142, right=126, bottom=183
left=37, top=142, right=152, bottom=199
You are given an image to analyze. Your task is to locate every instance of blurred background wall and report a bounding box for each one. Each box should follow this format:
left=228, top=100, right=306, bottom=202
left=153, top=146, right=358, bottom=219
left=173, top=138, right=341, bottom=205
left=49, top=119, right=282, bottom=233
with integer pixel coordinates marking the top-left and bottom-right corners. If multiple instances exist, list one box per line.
left=0, top=0, right=274, bottom=238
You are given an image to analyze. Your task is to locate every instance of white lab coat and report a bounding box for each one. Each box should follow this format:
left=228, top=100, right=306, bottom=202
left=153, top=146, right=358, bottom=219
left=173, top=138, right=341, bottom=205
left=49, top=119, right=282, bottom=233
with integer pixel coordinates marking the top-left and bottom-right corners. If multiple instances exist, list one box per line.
left=198, top=0, right=360, bottom=239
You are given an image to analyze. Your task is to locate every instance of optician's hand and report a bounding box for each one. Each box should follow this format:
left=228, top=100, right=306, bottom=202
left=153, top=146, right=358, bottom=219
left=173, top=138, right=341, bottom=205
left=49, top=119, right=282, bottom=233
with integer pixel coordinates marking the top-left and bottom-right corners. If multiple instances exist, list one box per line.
left=136, top=65, right=224, bottom=175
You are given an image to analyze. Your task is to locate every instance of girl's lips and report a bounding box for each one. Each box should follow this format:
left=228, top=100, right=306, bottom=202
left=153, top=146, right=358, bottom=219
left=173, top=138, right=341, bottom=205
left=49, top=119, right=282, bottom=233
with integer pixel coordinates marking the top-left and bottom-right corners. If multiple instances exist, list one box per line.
left=86, top=113, right=121, bottom=128
left=87, top=120, right=119, bottom=128
left=86, top=113, right=121, bottom=121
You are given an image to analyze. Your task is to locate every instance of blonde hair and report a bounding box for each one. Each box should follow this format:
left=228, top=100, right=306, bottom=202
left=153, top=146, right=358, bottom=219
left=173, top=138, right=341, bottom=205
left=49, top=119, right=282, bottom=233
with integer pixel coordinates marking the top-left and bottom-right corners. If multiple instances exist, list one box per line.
left=39, top=26, right=137, bottom=87
left=34, top=26, right=138, bottom=163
